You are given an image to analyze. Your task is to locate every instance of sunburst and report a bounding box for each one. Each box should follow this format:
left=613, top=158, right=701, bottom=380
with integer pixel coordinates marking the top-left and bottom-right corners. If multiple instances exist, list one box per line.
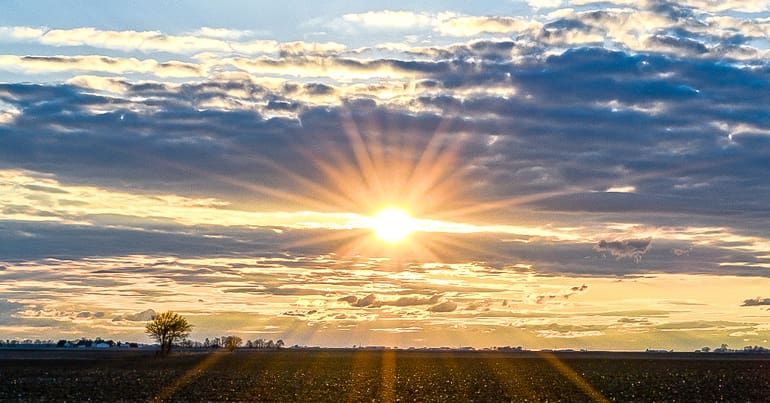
left=276, top=109, right=491, bottom=260
left=369, top=207, right=415, bottom=244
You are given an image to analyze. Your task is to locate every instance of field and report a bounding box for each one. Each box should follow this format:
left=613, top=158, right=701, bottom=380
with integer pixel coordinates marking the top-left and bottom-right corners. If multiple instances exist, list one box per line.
left=1, top=349, right=769, bottom=401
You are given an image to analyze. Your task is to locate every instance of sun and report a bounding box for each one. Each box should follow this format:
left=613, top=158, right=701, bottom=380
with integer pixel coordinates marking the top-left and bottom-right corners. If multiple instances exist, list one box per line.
left=369, top=207, right=415, bottom=243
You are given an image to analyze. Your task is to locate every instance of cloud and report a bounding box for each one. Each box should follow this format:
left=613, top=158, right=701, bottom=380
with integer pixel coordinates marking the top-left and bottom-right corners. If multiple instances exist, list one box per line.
left=355, top=294, right=378, bottom=308
left=370, top=326, right=422, bottom=333
left=436, top=16, right=540, bottom=36
left=595, top=238, right=652, bottom=262
left=742, top=297, right=770, bottom=307
left=340, top=11, right=541, bottom=38
left=191, top=27, right=256, bottom=40
left=122, top=309, right=156, bottom=321
left=212, top=55, right=429, bottom=80
left=341, top=11, right=437, bottom=30
left=617, top=317, right=651, bottom=324
left=537, top=330, right=603, bottom=338
left=0, top=26, right=344, bottom=56
left=655, top=320, right=753, bottom=331
left=527, top=323, right=607, bottom=338
left=673, top=247, right=692, bottom=256
left=1, top=58, right=769, bottom=273
left=0, top=55, right=202, bottom=78
left=0, top=299, right=23, bottom=322
left=534, top=285, right=587, bottom=304
left=677, top=0, right=770, bottom=13
left=529, top=0, right=564, bottom=10
left=339, top=294, right=442, bottom=308
left=428, top=301, right=458, bottom=312
left=0, top=169, right=371, bottom=234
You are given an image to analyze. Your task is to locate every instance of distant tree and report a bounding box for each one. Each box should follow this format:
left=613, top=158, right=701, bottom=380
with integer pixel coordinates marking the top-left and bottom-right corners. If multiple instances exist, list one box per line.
left=266, top=339, right=275, bottom=349
left=145, top=311, right=193, bottom=355
left=224, top=336, right=243, bottom=352
left=276, top=339, right=284, bottom=349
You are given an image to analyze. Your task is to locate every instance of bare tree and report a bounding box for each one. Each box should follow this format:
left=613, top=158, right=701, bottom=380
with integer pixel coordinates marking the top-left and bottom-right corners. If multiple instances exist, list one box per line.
left=145, top=311, right=193, bottom=355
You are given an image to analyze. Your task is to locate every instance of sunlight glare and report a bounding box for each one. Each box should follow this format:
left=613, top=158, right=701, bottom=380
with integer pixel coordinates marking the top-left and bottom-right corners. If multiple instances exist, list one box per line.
left=370, top=207, right=415, bottom=243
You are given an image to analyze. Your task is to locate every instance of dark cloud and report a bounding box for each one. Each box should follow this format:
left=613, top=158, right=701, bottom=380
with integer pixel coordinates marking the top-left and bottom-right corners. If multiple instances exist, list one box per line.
left=646, top=34, right=709, bottom=55
left=0, top=299, right=24, bottom=321
left=428, top=301, right=457, bottom=313
left=617, top=317, right=650, bottom=324
left=741, top=298, right=770, bottom=307
left=673, top=247, right=692, bottom=256
left=355, top=294, right=378, bottom=308
left=534, top=285, right=588, bottom=304
left=594, top=238, right=652, bottom=262
left=338, top=295, right=358, bottom=304
left=535, top=294, right=558, bottom=304
left=391, top=295, right=441, bottom=306
left=339, top=294, right=442, bottom=308
left=2, top=44, right=770, bottom=233
left=0, top=220, right=285, bottom=260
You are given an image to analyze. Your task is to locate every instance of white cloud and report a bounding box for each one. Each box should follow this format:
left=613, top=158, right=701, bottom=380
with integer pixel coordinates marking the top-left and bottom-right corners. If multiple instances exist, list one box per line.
left=342, top=10, right=438, bottom=29
left=680, top=0, right=770, bottom=13
left=0, top=26, right=344, bottom=57
left=38, top=27, right=282, bottom=54
left=341, top=11, right=540, bottom=38
left=435, top=16, right=541, bottom=36
left=191, top=27, right=255, bottom=40
left=0, top=100, right=20, bottom=124
left=0, top=26, right=46, bottom=40
left=528, top=0, right=564, bottom=9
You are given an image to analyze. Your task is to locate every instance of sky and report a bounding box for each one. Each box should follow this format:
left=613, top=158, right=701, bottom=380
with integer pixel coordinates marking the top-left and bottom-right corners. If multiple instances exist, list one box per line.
left=1, top=0, right=770, bottom=351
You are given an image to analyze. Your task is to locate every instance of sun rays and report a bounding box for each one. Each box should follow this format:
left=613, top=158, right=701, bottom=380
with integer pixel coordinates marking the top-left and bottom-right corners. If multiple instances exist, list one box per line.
left=269, top=108, right=493, bottom=262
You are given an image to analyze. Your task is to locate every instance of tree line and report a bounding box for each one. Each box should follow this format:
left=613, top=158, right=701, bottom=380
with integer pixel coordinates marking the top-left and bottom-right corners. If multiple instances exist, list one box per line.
left=176, top=336, right=284, bottom=351
left=145, top=311, right=284, bottom=354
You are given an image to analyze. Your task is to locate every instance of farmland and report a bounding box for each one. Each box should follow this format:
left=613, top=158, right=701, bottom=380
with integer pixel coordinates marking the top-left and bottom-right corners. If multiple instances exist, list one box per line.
left=1, top=349, right=769, bottom=401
